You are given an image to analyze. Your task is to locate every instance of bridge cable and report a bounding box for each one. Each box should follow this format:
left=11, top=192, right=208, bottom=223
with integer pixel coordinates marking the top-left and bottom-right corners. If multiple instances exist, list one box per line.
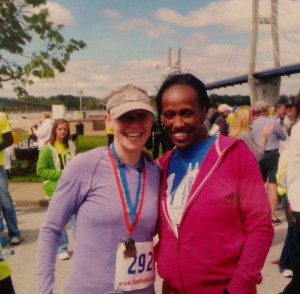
left=205, top=0, right=249, bottom=88
left=272, top=1, right=300, bottom=64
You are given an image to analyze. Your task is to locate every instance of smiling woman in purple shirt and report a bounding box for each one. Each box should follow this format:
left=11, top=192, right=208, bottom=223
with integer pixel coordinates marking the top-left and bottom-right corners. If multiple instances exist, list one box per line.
left=36, top=84, right=160, bottom=294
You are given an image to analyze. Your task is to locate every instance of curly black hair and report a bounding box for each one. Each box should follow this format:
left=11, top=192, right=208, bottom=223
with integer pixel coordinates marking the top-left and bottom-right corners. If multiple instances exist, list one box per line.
left=155, top=73, right=209, bottom=118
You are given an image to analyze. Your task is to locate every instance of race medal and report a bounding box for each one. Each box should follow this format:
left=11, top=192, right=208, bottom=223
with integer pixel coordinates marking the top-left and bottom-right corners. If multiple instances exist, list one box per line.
left=124, top=238, right=137, bottom=258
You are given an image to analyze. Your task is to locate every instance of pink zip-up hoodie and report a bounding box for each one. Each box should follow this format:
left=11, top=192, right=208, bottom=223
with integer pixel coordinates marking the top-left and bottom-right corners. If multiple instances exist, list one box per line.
left=155, top=135, right=274, bottom=294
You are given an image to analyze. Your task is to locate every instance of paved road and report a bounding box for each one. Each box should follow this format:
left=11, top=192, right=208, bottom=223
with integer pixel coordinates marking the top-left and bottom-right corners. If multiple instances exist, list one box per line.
left=6, top=188, right=291, bottom=294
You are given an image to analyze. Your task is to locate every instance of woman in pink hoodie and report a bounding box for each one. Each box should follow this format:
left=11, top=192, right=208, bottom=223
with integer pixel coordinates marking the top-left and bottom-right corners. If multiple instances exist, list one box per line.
left=155, top=73, right=274, bottom=294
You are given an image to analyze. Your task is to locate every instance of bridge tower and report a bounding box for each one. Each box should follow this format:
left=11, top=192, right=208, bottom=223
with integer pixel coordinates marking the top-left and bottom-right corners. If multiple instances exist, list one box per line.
left=248, top=0, right=280, bottom=106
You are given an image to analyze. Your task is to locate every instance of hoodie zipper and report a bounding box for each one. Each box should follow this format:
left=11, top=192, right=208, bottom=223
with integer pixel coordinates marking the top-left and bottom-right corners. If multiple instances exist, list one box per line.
left=176, top=225, right=188, bottom=294
left=176, top=225, right=180, bottom=252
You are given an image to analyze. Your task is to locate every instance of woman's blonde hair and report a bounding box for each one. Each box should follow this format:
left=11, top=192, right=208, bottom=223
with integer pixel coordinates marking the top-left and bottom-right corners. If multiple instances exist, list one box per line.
left=229, top=106, right=251, bottom=138
left=42, top=112, right=51, bottom=119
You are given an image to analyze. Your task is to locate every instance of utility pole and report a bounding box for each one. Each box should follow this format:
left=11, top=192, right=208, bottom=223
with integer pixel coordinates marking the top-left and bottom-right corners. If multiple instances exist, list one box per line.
left=77, top=89, right=83, bottom=111
left=168, top=47, right=181, bottom=71
left=165, top=47, right=182, bottom=77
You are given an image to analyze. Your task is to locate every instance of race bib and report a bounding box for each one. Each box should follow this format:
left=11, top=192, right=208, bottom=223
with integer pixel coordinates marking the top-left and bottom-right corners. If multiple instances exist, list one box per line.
left=114, top=241, right=155, bottom=291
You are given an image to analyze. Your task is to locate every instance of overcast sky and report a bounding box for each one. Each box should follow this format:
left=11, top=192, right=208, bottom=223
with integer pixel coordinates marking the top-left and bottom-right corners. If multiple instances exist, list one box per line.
left=2, top=0, right=300, bottom=98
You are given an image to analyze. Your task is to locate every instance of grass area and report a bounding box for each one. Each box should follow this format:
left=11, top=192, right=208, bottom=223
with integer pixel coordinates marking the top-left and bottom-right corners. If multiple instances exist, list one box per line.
left=9, top=134, right=108, bottom=182
left=76, top=135, right=108, bottom=153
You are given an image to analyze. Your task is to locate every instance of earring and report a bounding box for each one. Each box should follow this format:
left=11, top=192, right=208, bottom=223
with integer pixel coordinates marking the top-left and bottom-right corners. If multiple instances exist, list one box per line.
left=201, top=122, right=210, bottom=136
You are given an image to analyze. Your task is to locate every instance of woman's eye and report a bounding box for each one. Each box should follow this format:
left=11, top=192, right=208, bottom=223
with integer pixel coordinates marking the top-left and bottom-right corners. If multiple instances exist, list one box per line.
left=119, top=112, right=148, bottom=122
left=136, top=113, right=147, bottom=121
left=119, top=114, right=132, bottom=122
left=162, top=112, right=174, bottom=119
left=182, top=111, right=192, bottom=117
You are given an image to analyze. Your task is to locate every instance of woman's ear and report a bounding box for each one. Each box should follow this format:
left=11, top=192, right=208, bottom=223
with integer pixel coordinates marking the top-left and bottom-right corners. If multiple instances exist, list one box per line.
left=151, top=114, right=154, bottom=124
left=200, top=107, right=208, bottom=119
left=105, top=113, right=113, bottom=129
left=160, top=114, right=164, bottom=125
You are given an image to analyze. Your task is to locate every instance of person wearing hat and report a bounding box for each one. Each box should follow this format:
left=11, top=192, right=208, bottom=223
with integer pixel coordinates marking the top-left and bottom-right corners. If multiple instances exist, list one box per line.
left=283, top=97, right=296, bottom=133
left=209, top=103, right=233, bottom=136
left=251, top=100, right=287, bottom=226
left=274, top=101, right=286, bottom=126
left=37, top=84, right=161, bottom=293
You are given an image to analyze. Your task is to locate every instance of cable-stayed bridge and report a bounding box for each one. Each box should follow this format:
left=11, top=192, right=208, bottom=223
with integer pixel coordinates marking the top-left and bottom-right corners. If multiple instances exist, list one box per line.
left=202, top=0, right=300, bottom=106
left=205, top=62, right=300, bottom=90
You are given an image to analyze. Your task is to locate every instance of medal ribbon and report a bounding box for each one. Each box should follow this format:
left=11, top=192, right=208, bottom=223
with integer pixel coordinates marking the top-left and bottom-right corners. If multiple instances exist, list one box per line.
left=109, top=143, right=146, bottom=236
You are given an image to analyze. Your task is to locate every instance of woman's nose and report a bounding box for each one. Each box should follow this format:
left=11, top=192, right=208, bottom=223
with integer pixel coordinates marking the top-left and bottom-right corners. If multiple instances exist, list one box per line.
left=173, top=115, right=184, bottom=128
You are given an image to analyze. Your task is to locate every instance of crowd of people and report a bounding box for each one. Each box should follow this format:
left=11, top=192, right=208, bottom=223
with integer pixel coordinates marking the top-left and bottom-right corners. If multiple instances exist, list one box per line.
left=0, top=72, right=299, bottom=293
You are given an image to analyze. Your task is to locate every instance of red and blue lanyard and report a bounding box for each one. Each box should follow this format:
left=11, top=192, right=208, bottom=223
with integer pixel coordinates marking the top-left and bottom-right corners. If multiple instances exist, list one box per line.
left=109, top=143, right=146, bottom=236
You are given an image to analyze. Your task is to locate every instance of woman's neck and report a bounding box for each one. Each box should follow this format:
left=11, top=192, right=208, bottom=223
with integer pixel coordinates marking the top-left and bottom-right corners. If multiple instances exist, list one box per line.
left=56, top=138, right=64, bottom=143
left=112, top=142, right=142, bottom=165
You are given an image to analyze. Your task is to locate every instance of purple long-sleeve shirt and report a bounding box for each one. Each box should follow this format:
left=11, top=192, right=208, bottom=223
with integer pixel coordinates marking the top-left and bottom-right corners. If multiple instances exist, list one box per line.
left=37, top=147, right=160, bottom=294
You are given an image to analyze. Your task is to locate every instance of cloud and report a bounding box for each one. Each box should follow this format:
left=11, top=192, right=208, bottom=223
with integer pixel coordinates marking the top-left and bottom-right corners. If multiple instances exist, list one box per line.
left=1, top=58, right=162, bottom=98
left=154, top=0, right=300, bottom=34
left=184, top=32, right=207, bottom=53
left=145, top=25, right=175, bottom=38
left=181, top=43, right=249, bottom=83
left=113, top=17, right=173, bottom=38
left=114, top=18, right=150, bottom=31
left=13, top=60, right=113, bottom=98
left=154, top=0, right=251, bottom=32
left=46, top=2, right=75, bottom=26
left=102, top=9, right=121, bottom=20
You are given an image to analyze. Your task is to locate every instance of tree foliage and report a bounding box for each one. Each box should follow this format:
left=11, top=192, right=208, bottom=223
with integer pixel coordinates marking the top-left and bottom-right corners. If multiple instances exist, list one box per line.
left=18, top=94, right=106, bottom=110
left=0, top=0, right=86, bottom=97
left=209, top=94, right=250, bottom=107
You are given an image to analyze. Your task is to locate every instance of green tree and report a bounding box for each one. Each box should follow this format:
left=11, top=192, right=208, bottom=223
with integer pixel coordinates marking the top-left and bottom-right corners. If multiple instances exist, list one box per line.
left=0, top=0, right=86, bottom=97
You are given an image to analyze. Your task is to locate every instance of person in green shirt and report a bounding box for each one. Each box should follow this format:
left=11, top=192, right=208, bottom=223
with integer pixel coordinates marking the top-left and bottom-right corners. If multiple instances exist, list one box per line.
left=36, top=119, right=76, bottom=260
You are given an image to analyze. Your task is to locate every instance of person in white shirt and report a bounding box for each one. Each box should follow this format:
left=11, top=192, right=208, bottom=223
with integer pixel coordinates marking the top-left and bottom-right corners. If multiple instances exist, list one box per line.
left=32, top=112, right=54, bottom=150
left=280, top=91, right=300, bottom=294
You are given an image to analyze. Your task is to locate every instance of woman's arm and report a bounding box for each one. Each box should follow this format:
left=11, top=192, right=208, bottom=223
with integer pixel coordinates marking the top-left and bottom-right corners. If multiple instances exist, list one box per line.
left=36, top=146, right=62, bottom=180
left=238, top=132, right=266, bottom=162
left=36, top=156, right=83, bottom=293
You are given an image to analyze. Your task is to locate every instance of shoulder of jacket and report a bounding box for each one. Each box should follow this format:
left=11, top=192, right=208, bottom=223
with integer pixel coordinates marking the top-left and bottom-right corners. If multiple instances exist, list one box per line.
left=40, top=143, right=52, bottom=153
left=157, top=149, right=174, bottom=167
left=216, top=135, right=238, bottom=148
